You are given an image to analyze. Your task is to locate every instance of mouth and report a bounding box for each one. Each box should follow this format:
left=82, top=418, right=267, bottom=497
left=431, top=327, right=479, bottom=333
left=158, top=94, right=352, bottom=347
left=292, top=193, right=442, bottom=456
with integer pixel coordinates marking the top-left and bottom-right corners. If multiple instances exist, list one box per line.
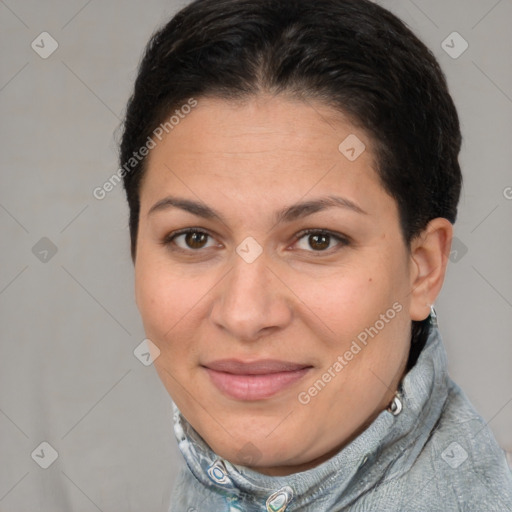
left=201, top=359, right=313, bottom=401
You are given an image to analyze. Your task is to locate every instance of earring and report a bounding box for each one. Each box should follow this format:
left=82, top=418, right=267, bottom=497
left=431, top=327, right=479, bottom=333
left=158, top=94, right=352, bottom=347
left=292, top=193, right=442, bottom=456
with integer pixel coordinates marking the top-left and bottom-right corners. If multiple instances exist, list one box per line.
left=430, top=305, right=438, bottom=327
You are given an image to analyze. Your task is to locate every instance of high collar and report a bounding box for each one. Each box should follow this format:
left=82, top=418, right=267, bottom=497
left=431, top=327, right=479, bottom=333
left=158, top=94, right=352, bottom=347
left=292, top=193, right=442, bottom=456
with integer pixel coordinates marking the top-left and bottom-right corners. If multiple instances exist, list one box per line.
left=172, top=325, right=450, bottom=510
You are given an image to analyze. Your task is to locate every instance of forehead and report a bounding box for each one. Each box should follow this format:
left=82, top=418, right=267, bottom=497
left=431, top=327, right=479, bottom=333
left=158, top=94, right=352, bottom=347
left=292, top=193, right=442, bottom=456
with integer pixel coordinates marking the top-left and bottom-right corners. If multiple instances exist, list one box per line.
left=148, top=94, right=374, bottom=161
left=139, top=94, right=393, bottom=219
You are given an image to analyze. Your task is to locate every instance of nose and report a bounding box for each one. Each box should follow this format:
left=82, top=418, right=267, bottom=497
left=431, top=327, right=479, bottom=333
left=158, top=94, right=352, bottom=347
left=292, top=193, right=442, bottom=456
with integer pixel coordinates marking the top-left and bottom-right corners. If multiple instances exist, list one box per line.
left=209, top=250, right=293, bottom=342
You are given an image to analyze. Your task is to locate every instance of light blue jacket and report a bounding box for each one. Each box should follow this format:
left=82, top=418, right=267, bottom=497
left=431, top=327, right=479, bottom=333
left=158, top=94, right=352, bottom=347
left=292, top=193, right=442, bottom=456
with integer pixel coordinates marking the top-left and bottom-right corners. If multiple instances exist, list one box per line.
left=168, top=326, right=512, bottom=511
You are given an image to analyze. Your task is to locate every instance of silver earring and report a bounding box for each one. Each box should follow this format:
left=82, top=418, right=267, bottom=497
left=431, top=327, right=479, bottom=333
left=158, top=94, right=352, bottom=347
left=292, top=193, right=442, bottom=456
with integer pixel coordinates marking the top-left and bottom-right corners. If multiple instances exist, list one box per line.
left=430, top=305, right=438, bottom=327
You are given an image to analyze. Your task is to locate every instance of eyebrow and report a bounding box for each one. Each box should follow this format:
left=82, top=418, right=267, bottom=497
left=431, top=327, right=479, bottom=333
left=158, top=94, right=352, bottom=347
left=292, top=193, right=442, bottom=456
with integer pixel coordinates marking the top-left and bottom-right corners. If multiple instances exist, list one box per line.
left=147, top=194, right=367, bottom=224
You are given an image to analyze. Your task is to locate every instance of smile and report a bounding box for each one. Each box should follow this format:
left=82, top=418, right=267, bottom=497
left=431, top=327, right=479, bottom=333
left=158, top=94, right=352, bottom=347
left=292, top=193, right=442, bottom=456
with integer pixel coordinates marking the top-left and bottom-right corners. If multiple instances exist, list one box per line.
left=202, top=359, right=313, bottom=401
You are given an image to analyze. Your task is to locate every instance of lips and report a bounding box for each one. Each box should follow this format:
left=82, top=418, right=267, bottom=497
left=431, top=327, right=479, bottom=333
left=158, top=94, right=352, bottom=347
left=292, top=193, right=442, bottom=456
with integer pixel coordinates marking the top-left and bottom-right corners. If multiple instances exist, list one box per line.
left=202, top=359, right=312, bottom=400
left=203, top=359, right=310, bottom=375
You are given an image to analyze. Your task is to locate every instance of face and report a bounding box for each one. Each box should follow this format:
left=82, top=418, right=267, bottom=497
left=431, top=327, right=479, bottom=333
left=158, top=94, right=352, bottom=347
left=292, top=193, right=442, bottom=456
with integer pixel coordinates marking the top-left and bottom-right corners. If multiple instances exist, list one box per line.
left=134, top=94, right=417, bottom=476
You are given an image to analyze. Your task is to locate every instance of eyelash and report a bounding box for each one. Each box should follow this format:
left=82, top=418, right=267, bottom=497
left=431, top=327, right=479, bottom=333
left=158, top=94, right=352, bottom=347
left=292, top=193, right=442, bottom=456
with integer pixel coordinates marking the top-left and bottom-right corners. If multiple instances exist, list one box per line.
left=161, top=227, right=351, bottom=255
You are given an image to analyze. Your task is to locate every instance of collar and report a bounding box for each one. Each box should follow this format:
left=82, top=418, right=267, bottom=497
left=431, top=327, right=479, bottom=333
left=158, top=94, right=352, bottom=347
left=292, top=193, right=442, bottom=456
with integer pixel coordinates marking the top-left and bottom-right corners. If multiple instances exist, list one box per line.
left=172, top=325, right=450, bottom=510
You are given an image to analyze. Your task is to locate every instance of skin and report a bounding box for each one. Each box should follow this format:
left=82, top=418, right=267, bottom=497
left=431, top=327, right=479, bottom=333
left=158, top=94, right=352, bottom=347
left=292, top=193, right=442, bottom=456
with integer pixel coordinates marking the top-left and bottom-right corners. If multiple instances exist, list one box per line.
left=134, top=94, right=452, bottom=476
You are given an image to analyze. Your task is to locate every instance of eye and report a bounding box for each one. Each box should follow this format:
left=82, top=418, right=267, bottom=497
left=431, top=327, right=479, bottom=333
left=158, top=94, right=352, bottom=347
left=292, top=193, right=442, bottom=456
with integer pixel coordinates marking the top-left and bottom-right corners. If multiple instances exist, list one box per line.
left=163, top=228, right=220, bottom=252
left=162, top=227, right=351, bottom=255
left=293, top=229, right=350, bottom=252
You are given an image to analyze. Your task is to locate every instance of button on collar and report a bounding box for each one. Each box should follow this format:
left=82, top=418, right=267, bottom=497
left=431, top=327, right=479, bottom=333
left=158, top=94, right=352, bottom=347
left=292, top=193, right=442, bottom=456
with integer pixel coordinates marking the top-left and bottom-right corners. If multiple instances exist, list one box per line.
left=266, top=486, right=293, bottom=511
left=388, top=393, right=403, bottom=416
left=207, top=459, right=232, bottom=487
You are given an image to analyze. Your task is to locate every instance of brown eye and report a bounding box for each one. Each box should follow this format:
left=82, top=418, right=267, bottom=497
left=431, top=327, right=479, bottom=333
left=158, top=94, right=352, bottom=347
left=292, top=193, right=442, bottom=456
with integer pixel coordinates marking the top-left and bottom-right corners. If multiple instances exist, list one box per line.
left=294, top=229, right=350, bottom=253
left=308, top=233, right=330, bottom=251
left=184, top=231, right=209, bottom=249
left=164, top=229, right=218, bottom=252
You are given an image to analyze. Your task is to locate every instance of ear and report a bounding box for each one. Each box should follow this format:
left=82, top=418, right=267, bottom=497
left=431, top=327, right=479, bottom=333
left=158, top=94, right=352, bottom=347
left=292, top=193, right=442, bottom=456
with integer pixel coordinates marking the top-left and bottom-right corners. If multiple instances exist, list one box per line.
left=409, top=218, right=453, bottom=321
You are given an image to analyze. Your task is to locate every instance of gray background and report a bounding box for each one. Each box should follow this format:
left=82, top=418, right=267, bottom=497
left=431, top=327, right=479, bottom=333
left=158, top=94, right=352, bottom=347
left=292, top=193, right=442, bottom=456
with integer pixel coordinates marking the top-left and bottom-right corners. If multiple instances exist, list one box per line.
left=0, top=0, right=511, bottom=510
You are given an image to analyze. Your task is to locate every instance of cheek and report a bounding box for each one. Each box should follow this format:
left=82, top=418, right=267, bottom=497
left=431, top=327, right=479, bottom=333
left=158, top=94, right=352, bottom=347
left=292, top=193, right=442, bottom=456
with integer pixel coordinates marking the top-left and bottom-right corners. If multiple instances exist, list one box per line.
left=290, top=264, right=399, bottom=344
left=134, top=249, right=188, bottom=337
left=317, top=267, right=409, bottom=386
left=134, top=250, right=215, bottom=362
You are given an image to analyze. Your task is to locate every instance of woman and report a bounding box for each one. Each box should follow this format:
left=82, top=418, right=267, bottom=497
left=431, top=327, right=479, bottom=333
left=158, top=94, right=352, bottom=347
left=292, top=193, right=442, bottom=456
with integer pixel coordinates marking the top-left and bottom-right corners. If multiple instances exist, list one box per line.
left=119, top=0, right=512, bottom=510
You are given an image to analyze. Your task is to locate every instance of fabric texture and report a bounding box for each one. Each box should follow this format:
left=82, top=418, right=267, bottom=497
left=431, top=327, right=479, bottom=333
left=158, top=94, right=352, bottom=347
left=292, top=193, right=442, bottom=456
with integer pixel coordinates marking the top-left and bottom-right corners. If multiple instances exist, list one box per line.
left=167, top=326, right=512, bottom=511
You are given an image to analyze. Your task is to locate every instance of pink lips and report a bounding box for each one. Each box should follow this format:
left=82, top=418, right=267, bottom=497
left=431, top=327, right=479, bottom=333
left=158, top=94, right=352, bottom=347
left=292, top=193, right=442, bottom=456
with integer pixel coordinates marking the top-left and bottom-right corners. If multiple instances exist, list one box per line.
left=202, top=359, right=312, bottom=401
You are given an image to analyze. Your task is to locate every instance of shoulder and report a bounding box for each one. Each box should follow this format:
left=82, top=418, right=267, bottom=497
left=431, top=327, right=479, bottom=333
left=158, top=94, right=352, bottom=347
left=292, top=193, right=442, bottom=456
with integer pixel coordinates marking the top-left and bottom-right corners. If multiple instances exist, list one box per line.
left=401, top=378, right=512, bottom=511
